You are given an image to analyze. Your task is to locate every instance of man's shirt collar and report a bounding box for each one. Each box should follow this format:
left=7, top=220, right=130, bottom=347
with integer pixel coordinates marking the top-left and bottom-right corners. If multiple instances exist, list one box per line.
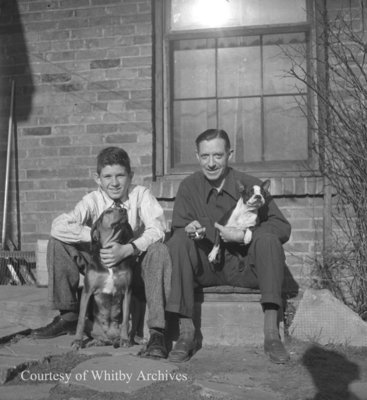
left=202, top=168, right=239, bottom=203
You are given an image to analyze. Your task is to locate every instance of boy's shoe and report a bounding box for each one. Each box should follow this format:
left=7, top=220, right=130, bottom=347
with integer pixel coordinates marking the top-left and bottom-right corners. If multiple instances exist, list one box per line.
left=264, top=338, right=290, bottom=364
left=143, top=331, right=168, bottom=359
left=32, top=316, right=77, bottom=339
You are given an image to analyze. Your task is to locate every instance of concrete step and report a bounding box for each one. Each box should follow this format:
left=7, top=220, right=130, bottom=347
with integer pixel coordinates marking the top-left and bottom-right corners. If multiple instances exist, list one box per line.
left=193, top=286, right=265, bottom=346
left=0, top=286, right=272, bottom=347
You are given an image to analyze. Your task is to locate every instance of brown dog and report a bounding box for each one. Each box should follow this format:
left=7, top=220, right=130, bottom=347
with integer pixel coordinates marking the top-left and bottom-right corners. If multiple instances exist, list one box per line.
left=72, top=206, right=135, bottom=349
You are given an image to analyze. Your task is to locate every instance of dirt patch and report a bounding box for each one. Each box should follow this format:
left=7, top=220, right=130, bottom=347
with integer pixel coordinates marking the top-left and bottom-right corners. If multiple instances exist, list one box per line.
left=5, top=338, right=367, bottom=400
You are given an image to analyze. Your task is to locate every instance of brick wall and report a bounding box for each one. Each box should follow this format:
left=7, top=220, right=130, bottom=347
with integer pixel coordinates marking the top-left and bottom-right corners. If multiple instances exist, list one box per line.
left=0, top=0, right=153, bottom=250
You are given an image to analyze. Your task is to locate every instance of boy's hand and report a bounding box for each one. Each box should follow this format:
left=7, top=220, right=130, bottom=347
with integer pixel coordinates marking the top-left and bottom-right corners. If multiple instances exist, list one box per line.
left=100, top=243, right=134, bottom=268
left=214, top=223, right=244, bottom=243
left=185, top=220, right=206, bottom=240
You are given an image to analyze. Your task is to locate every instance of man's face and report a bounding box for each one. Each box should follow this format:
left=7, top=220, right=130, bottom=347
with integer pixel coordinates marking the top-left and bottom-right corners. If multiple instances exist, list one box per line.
left=196, top=138, right=232, bottom=185
left=95, top=164, right=132, bottom=201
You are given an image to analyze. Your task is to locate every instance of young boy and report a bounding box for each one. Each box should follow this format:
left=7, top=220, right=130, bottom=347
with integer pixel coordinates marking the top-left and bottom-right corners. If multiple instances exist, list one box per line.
left=32, top=147, right=171, bottom=359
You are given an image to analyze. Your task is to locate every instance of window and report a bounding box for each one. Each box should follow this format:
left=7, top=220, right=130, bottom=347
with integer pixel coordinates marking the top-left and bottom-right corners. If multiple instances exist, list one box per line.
left=154, top=0, right=312, bottom=176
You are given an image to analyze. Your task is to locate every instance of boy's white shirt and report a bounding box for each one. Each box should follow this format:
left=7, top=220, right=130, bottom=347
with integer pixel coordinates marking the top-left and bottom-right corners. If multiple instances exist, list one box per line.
left=51, top=184, right=167, bottom=252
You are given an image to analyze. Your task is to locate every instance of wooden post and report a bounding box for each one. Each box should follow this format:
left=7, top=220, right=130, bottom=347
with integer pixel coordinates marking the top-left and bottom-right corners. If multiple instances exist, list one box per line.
left=1, top=80, right=15, bottom=250
left=315, top=0, right=332, bottom=260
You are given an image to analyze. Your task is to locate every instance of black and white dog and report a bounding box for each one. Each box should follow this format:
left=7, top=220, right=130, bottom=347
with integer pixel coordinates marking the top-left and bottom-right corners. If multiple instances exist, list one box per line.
left=208, top=179, right=270, bottom=264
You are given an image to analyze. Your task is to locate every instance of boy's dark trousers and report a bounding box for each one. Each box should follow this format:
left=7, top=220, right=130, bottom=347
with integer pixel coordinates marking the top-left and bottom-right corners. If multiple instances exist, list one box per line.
left=47, top=237, right=171, bottom=330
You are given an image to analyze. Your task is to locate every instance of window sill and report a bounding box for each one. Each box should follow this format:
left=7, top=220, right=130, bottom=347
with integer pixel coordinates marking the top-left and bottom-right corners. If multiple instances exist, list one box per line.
left=144, top=173, right=325, bottom=200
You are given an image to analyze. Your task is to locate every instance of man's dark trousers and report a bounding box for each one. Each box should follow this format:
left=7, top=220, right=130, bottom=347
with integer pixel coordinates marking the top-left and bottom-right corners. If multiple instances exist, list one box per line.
left=165, top=228, right=285, bottom=319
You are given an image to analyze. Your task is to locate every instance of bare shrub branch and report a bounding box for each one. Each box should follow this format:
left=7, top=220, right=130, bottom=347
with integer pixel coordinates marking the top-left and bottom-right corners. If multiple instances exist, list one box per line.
left=287, top=4, right=367, bottom=318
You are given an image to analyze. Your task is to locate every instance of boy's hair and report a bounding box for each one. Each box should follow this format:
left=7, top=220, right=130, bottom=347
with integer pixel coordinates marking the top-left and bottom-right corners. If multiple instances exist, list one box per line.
left=96, top=147, right=131, bottom=175
left=195, top=129, right=231, bottom=151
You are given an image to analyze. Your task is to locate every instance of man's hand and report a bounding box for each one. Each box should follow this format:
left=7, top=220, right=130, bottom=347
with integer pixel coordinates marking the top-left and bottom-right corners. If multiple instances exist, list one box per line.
left=185, top=220, right=206, bottom=240
left=214, top=223, right=244, bottom=243
left=100, top=243, right=134, bottom=268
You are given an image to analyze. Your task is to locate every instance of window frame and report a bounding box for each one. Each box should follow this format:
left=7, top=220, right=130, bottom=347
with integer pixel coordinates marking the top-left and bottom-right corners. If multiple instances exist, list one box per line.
left=153, top=0, right=317, bottom=178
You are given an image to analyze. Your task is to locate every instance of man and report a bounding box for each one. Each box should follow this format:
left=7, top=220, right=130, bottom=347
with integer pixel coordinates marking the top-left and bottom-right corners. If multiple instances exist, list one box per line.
left=32, top=146, right=171, bottom=359
left=166, top=129, right=291, bottom=364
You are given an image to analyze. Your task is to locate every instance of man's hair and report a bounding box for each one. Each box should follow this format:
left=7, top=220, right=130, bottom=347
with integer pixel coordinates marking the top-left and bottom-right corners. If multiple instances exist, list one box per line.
left=195, top=129, right=231, bottom=151
left=96, top=147, right=131, bottom=175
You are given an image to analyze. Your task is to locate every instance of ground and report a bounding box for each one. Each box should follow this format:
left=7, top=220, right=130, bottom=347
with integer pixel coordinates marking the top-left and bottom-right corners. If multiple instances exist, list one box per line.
left=4, top=337, right=367, bottom=400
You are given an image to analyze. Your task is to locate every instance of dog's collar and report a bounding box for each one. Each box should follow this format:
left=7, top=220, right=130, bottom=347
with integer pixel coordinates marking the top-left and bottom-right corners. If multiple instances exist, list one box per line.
left=129, top=241, right=140, bottom=256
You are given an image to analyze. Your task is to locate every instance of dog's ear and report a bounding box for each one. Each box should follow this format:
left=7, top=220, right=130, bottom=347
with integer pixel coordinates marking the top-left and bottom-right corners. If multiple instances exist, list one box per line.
left=91, top=222, right=100, bottom=243
left=237, top=181, right=245, bottom=193
left=116, top=222, right=134, bottom=245
left=261, top=179, right=271, bottom=193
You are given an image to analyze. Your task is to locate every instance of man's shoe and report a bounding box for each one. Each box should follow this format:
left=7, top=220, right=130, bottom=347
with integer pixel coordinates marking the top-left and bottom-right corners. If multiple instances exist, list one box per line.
left=168, top=337, right=196, bottom=363
left=264, top=338, right=290, bottom=364
left=32, top=316, right=77, bottom=339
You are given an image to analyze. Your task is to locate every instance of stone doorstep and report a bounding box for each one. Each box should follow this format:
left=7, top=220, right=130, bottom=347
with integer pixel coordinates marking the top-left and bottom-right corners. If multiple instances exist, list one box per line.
left=193, top=287, right=264, bottom=346
left=194, top=301, right=265, bottom=346
left=0, top=286, right=269, bottom=347
left=195, top=285, right=261, bottom=302
left=163, top=286, right=267, bottom=347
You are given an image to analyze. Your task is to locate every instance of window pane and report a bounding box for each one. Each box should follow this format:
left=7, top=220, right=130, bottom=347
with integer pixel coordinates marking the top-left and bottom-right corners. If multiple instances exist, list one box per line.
left=173, top=39, right=216, bottom=99
left=264, top=95, right=308, bottom=161
left=218, top=37, right=261, bottom=97
left=263, top=33, right=307, bottom=94
left=171, top=0, right=242, bottom=30
left=219, top=98, right=262, bottom=162
left=173, top=100, right=217, bottom=166
left=167, top=1, right=310, bottom=170
left=171, top=0, right=307, bottom=31
left=240, top=0, right=307, bottom=26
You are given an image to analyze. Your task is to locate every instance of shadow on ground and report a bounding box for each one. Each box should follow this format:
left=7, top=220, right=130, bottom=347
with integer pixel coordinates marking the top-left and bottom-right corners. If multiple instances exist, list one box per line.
left=302, top=344, right=361, bottom=400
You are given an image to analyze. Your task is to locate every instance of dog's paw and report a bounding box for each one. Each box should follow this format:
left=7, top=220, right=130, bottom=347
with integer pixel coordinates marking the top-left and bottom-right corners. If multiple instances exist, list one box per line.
left=244, top=229, right=253, bottom=245
left=71, top=339, right=83, bottom=350
left=119, top=338, right=133, bottom=348
left=208, top=246, right=219, bottom=263
left=112, top=337, right=130, bottom=348
left=87, top=338, right=111, bottom=347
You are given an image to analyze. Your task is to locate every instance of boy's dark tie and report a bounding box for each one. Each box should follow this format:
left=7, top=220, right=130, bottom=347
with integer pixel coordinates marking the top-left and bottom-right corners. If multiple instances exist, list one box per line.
left=113, top=200, right=123, bottom=208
